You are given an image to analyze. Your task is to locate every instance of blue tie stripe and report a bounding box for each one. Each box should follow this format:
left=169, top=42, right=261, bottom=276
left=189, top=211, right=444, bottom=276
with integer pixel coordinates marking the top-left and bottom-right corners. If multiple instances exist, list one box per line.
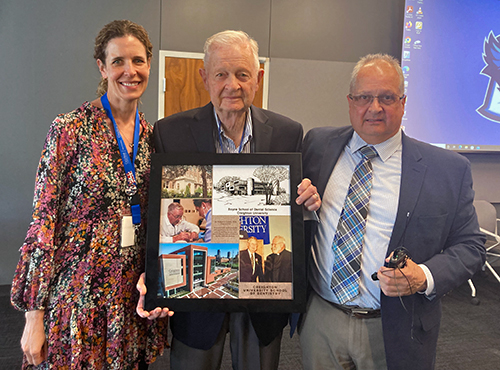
left=331, top=146, right=378, bottom=304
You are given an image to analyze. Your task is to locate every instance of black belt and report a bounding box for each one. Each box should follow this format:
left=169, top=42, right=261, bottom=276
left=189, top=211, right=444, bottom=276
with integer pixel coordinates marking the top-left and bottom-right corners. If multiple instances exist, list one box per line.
left=331, top=302, right=381, bottom=319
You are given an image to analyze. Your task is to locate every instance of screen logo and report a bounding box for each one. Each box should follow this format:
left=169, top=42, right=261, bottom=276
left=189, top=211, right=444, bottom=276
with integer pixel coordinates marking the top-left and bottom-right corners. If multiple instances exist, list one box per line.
left=415, top=22, right=423, bottom=30
left=405, top=37, right=412, bottom=44
left=477, top=31, right=500, bottom=123
left=402, top=66, right=410, bottom=74
left=406, top=21, right=412, bottom=30
left=406, top=6, right=414, bottom=13
left=403, top=51, right=411, bottom=59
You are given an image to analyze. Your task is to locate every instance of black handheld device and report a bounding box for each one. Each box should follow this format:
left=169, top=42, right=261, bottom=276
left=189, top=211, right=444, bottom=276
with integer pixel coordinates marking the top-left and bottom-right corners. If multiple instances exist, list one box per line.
left=371, top=246, right=411, bottom=281
left=386, top=246, right=410, bottom=268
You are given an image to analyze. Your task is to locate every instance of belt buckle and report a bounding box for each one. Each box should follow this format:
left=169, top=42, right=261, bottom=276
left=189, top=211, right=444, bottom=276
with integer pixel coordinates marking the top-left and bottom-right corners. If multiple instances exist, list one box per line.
left=351, top=307, right=381, bottom=319
left=351, top=308, right=370, bottom=315
left=351, top=308, right=369, bottom=318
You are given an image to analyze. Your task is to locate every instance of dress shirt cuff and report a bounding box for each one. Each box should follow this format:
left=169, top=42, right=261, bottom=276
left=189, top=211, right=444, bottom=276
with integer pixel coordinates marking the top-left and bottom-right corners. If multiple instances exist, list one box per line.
left=418, top=264, right=436, bottom=300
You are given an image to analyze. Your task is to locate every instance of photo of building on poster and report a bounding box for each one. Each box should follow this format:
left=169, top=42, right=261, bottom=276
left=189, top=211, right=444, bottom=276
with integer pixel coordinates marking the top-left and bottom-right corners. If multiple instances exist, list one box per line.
left=158, top=242, right=240, bottom=299
left=157, top=164, right=293, bottom=300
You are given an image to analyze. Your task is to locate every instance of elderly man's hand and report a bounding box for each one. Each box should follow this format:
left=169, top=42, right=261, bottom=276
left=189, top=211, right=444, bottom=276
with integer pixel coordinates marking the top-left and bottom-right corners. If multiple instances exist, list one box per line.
left=189, top=232, right=199, bottom=242
left=173, top=232, right=191, bottom=243
left=296, top=178, right=321, bottom=212
left=136, top=273, right=174, bottom=319
left=376, top=256, right=427, bottom=297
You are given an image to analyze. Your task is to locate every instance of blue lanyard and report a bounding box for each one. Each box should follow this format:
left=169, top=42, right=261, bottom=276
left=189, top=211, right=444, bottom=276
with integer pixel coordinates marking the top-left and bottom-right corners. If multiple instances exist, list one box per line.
left=217, top=122, right=246, bottom=153
left=101, top=93, right=141, bottom=225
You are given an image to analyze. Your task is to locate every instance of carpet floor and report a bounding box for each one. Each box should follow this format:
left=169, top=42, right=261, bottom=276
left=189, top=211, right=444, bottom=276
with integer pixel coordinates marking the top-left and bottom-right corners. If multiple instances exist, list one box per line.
left=2, top=269, right=499, bottom=369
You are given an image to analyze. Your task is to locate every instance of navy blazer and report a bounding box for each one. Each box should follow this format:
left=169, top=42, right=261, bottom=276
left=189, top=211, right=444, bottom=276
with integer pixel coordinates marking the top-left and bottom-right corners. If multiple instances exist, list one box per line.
left=239, top=250, right=264, bottom=282
left=153, top=102, right=303, bottom=350
left=300, top=126, right=485, bottom=370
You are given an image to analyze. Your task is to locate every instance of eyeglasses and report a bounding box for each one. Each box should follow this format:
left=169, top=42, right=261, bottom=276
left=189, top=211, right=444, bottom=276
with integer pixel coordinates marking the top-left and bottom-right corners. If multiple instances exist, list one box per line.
left=348, top=94, right=405, bottom=107
left=169, top=212, right=184, bottom=221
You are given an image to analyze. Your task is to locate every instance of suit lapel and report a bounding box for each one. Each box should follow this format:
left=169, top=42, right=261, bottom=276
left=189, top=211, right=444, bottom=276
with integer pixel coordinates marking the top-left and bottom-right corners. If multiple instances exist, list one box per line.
left=192, top=103, right=216, bottom=153
left=387, top=133, right=427, bottom=253
left=317, top=128, right=353, bottom=197
left=251, top=106, right=273, bottom=152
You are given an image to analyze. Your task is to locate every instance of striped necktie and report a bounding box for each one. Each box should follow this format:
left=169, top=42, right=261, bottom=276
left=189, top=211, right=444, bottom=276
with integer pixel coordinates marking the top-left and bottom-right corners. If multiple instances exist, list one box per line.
left=330, top=145, right=378, bottom=304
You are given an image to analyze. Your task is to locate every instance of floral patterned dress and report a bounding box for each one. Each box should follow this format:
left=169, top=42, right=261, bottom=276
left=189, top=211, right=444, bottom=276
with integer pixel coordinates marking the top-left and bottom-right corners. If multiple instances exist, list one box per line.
left=11, top=102, right=167, bottom=369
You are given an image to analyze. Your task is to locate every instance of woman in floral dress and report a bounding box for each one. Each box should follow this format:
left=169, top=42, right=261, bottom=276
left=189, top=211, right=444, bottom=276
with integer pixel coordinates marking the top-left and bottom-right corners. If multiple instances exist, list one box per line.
left=11, top=20, right=167, bottom=369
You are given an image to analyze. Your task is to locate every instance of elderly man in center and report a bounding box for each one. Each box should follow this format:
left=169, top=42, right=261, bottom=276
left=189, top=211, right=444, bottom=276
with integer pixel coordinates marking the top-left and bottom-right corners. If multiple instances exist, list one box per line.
left=137, top=30, right=320, bottom=370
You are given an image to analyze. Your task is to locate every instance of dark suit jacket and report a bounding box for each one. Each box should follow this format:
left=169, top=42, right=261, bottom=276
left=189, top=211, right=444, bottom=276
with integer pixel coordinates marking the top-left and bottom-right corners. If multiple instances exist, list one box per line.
left=153, top=102, right=303, bottom=350
left=300, top=126, right=485, bottom=370
left=264, top=250, right=292, bottom=282
left=239, top=249, right=263, bottom=282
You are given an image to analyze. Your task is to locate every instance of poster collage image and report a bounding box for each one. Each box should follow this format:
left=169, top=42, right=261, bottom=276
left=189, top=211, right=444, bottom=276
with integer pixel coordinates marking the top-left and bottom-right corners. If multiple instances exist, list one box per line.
left=157, top=164, right=293, bottom=300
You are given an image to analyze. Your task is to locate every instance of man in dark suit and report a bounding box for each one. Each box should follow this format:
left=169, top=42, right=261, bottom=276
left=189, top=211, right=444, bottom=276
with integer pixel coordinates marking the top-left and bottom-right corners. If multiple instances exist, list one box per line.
left=137, top=30, right=320, bottom=370
left=264, top=235, right=292, bottom=282
left=240, top=237, right=264, bottom=282
left=298, top=54, right=485, bottom=370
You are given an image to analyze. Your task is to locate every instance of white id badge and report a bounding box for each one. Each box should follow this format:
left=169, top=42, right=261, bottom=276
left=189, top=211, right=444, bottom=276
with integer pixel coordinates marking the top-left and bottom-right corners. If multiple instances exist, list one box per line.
left=121, top=216, right=135, bottom=248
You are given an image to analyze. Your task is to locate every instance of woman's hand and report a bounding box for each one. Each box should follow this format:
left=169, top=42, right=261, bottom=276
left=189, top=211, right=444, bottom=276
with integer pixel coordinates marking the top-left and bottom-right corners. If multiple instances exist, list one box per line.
left=21, top=310, right=47, bottom=365
left=136, top=273, right=174, bottom=319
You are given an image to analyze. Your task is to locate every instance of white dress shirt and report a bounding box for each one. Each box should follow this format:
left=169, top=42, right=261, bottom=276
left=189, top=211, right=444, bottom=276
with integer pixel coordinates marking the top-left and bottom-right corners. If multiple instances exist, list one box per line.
left=160, top=218, right=199, bottom=243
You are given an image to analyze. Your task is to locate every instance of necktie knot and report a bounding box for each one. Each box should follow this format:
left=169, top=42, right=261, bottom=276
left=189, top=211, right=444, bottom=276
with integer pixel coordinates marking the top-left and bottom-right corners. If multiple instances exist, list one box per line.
left=358, top=146, right=378, bottom=160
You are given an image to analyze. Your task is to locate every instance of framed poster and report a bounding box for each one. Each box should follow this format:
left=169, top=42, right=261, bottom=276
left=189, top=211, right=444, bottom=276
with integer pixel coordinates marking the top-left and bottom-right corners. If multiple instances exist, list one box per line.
left=144, top=153, right=306, bottom=312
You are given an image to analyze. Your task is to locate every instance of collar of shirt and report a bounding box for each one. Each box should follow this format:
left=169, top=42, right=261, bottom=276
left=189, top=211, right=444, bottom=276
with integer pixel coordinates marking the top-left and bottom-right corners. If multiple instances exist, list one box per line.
left=214, top=107, right=253, bottom=153
left=348, top=129, right=402, bottom=163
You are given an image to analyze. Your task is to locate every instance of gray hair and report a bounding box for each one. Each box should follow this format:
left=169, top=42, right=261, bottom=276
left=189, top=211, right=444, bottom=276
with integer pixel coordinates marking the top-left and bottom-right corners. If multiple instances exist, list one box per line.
left=167, top=202, right=183, bottom=214
left=272, top=235, right=286, bottom=245
left=203, top=30, right=260, bottom=71
left=349, top=53, right=404, bottom=95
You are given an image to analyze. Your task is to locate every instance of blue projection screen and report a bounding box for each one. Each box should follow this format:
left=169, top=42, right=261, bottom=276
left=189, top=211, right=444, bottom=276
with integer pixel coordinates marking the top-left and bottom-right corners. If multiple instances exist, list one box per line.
left=401, top=0, right=500, bottom=152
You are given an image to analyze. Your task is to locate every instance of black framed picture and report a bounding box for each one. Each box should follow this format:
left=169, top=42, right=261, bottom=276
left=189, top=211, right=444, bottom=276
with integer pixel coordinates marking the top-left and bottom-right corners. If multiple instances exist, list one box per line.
left=144, top=153, right=306, bottom=313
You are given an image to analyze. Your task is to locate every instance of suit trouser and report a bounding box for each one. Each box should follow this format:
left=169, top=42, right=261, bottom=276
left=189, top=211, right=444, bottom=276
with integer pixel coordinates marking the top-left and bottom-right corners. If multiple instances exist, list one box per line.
left=170, top=312, right=282, bottom=370
left=299, top=291, right=387, bottom=370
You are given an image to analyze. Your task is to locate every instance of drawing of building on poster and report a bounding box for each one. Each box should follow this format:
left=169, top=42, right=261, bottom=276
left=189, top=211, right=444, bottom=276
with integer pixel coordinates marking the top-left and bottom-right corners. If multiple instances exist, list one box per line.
left=213, top=165, right=291, bottom=216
